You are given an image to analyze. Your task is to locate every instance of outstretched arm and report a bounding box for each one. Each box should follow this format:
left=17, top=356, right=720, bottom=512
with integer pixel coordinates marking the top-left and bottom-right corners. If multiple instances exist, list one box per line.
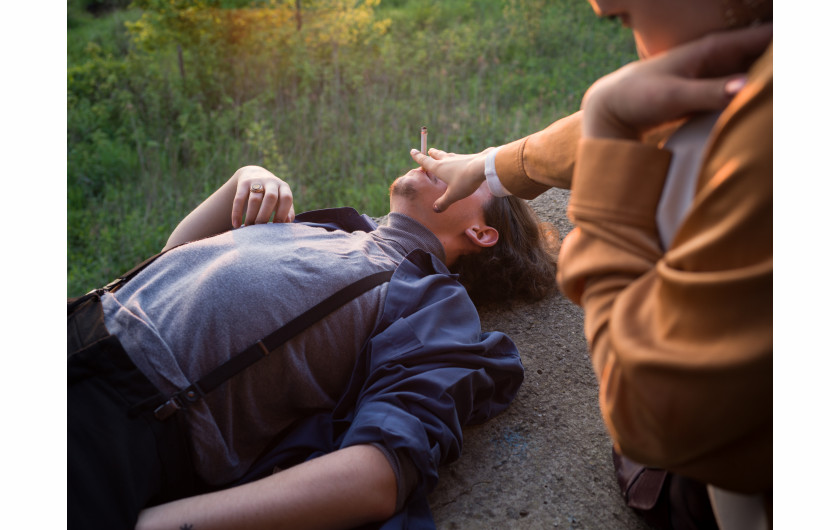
left=135, top=444, right=397, bottom=530
left=409, top=112, right=582, bottom=212
left=163, top=165, right=295, bottom=251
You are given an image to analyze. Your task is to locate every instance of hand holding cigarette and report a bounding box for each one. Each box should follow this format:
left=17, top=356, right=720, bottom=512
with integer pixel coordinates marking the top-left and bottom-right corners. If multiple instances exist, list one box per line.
left=409, top=142, right=495, bottom=213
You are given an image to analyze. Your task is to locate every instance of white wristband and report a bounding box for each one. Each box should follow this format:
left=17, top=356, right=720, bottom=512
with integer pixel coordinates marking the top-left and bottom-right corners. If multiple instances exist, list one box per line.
left=484, top=147, right=512, bottom=197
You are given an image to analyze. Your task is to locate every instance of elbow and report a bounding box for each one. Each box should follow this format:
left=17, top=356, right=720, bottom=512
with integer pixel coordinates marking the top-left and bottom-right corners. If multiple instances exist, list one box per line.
left=366, top=475, right=398, bottom=522
left=371, top=497, right=397, bottom=523
left=360, top=445, right=400, bottom=522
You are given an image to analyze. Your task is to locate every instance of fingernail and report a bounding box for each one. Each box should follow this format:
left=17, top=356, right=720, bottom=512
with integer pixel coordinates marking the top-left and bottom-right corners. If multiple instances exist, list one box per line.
left=724, top=76, right=747, bottom=96
left=410, top=148, right=419, bottom=155
left=433, top=204, right=441, bottom=213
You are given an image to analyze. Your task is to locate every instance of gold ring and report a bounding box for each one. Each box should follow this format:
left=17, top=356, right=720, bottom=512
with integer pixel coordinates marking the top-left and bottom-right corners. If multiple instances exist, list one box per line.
left=250, top=183, right=265, bottom=194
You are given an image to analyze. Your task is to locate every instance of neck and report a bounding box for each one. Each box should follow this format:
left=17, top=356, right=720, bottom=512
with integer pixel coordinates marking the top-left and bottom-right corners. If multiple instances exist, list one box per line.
left=376, top=213, right=447, bottom=264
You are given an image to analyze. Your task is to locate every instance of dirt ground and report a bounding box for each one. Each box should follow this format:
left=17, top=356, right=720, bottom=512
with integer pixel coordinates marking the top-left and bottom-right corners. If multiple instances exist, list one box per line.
left=428, top=188, right=651, bottom=529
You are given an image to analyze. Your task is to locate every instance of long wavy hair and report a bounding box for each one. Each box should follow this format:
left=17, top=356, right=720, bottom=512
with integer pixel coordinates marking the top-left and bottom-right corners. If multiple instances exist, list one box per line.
left=451, top=195, right=560, bottom=306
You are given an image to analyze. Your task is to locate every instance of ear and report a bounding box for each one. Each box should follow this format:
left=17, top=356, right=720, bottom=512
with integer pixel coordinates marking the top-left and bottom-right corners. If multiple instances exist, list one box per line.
left=464, top=225, right=499, bottom=248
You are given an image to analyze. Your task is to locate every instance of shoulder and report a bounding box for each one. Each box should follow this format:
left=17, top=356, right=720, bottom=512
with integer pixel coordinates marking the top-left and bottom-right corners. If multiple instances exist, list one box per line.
left=389, top=250, right=471, bottom=313
left=371, top=249, right=493, bottom=350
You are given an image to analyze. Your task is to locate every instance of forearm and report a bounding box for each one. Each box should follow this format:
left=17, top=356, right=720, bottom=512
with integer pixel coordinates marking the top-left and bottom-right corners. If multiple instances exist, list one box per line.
left=494, top=110, right=582, bottom=196
left=163, top=169, right=242, bottom=251
left=136, top=444, right=397, bottom=530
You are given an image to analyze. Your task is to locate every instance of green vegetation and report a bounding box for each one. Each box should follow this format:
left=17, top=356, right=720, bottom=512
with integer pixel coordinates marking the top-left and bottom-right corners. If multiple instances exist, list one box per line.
left=67, top=0, right=636, bottom=297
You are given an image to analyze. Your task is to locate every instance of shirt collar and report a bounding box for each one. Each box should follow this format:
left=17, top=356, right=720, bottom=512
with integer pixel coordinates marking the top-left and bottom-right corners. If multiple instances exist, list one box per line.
left=374, top=213, right=446, bottom=263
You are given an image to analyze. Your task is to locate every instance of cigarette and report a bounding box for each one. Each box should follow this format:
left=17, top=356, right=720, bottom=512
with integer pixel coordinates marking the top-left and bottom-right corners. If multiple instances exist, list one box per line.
left=420, top=126, right=428, bottom=155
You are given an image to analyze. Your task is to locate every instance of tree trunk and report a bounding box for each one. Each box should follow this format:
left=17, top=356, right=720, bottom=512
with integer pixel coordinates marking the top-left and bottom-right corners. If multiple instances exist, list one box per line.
left=177, top=44, right=185, bottom=80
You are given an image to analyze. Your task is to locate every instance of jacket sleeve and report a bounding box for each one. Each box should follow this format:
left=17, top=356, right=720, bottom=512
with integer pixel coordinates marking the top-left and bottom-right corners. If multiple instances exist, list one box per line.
left=557, top=46, right=773, bottom=494
left=338, top=253, right=524, bottom=499
left=493, top=111, right=582, bottom=197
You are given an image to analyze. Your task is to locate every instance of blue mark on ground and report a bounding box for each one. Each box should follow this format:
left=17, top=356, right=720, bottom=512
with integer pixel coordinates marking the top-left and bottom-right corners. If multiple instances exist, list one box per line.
left=497, top=427, right=529, bottom=460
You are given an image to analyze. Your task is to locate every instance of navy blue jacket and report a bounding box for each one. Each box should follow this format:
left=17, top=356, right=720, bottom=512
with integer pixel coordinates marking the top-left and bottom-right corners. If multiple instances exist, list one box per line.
left=237, top=208, right=524, bottom=529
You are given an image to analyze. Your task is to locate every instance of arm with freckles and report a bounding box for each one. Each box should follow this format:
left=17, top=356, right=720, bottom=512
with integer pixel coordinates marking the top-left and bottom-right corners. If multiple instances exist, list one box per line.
left=135, top=444, right=397, bottom=530
left=163, top=165, right=295, bottom=251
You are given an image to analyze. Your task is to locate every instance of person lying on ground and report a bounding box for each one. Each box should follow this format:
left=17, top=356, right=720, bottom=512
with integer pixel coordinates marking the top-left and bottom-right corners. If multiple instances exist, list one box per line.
left=68, top=164, right=559, bottom=530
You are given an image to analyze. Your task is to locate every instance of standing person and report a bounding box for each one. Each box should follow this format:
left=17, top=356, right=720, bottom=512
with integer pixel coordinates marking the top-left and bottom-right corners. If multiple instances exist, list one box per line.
left=68, top=164, right=558, bottom=530
left=410, top=1, right=773, bottom=528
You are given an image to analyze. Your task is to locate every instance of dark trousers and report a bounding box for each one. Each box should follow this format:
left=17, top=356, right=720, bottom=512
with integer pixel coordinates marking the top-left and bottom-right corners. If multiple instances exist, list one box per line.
left=68, top=295, right=198, bottom=530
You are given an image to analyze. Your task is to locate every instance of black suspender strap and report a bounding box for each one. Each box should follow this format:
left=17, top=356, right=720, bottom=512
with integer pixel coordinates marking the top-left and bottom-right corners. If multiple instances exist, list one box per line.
left=69, top=248, right=176, bottom=315
left=150, top=269, right=394, bottom=421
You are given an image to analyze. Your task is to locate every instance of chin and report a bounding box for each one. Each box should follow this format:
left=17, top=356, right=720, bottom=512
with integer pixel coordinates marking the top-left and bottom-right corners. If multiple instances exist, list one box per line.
left=389, top=175, right=417, bottom=199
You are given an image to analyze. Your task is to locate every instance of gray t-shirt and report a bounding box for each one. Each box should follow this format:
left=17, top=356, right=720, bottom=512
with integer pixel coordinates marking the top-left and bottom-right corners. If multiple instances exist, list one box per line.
left=101, top=213, right=444, bottom=485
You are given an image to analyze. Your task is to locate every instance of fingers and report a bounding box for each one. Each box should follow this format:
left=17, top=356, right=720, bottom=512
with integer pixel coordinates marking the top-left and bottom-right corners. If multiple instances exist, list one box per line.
left=410, top=148, right=438, bottom=171
left=253, top=187, right=276, bottom=225
left=433, top=181, right=477, bottom=213
left=273, top=181, right=295, bottom=223
left=243, top=190, right=264, bottom=226
left=231, top=185, right=249, bottom=228
left=409, top=147, right=490, bottom=212
left=409, top=148, right=453, bottom=211
left=433, top=190, right=456, bottom=213
left=232, top=168, right=295, bottom=227
left=675, top=75, right=749, bottom=113
left=582, top=24, right=770, bottom=139
left=432, top=173, right=485, bottom=213
left=683, top=24, right=772, bottom=79
left=243, top=184, right=295, bottom=226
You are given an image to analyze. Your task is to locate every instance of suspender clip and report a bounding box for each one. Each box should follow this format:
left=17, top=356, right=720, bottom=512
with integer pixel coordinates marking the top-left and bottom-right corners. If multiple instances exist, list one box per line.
left=153, top=397, right=182, bottom=421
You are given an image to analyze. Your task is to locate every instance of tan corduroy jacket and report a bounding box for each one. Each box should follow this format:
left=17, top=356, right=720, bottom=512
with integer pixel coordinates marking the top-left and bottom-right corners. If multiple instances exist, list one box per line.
left=496, top=45, right=772, bottom=494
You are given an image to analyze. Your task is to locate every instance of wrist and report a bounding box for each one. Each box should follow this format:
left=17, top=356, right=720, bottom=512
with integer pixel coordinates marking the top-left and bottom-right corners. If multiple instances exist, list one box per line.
left=483, top=147, right=512, bottom=197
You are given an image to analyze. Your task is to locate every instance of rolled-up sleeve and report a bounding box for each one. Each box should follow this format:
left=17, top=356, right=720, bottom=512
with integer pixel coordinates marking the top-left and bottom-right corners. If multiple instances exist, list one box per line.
left=340, top=263, right=524, bottom=501
left=494, top=111, right=582, bottom=197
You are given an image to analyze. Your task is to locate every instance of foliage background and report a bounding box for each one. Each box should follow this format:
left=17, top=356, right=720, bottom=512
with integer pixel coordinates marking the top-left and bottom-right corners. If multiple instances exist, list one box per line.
left=67, top=0, right=636, bottom=297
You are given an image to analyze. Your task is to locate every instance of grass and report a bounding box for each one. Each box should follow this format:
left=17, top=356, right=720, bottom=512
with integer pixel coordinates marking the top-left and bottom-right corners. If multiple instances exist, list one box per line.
left=67, top=0, right=636, bottom=297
